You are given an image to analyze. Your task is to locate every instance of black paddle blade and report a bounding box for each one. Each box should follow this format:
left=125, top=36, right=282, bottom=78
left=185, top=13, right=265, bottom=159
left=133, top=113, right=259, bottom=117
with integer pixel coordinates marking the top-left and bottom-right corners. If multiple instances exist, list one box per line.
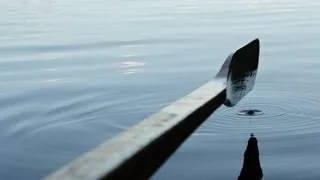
left=223, top=39, right=260, bottom=107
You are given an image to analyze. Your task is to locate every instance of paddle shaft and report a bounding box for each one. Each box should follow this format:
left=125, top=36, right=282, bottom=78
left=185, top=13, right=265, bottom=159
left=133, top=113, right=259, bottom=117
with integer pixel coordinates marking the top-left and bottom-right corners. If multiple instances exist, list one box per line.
left=44, top=80, right=227, bottom=180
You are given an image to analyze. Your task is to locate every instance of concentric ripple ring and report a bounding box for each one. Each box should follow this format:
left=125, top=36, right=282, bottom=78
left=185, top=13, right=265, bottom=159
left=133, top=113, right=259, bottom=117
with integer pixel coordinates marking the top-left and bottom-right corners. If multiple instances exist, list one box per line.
left=196, top=89, right=320, bottom=138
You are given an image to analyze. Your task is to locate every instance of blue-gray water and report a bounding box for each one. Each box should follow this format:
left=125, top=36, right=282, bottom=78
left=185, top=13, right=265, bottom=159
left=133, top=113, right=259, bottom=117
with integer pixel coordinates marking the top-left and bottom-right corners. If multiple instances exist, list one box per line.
left=1, top=0, right=320, bottom=179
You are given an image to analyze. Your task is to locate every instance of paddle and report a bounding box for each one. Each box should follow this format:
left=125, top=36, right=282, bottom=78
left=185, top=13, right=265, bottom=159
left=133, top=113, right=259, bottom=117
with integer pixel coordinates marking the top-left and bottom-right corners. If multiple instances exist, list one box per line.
left=44, top=39, right=260, bottom=180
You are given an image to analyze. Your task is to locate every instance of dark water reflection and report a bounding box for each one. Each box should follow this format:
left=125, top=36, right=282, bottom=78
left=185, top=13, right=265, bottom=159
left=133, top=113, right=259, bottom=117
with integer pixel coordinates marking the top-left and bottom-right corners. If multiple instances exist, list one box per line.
left=1, top=0, right=320, bottom=179
left=238, top=134, right=263, bottom=180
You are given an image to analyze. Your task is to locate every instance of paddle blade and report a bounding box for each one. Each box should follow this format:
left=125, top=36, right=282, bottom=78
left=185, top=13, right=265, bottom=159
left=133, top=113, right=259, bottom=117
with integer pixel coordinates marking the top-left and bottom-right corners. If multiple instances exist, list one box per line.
left=224, top=39, right=260, bottom=107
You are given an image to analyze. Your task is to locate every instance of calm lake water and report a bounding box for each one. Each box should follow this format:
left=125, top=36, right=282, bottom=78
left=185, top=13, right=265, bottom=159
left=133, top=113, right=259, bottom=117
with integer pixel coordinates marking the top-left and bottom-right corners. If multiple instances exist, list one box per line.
left=1, top=0, right=320, bottom=179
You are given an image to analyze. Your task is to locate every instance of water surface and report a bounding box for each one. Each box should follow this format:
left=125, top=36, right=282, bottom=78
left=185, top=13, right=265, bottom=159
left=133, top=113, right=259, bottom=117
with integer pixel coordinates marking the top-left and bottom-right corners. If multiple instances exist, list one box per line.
left=1, top=0, right=320, bottom=179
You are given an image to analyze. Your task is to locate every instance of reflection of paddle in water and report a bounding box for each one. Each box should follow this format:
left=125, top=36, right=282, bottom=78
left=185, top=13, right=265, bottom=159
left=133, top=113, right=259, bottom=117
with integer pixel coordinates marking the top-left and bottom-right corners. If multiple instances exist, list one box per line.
left=238, top=133, right=263, bottom=180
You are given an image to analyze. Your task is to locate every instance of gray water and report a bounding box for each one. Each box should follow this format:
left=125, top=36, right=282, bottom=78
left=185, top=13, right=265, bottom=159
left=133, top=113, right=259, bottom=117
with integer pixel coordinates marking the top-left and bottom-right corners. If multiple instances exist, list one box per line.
left=1, top=0, right=320, bottom=179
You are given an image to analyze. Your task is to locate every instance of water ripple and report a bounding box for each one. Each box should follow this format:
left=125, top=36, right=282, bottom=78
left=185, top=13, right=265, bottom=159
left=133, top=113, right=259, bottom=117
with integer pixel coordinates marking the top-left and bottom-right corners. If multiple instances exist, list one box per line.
left=196, top=89, right=320, bottom=138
